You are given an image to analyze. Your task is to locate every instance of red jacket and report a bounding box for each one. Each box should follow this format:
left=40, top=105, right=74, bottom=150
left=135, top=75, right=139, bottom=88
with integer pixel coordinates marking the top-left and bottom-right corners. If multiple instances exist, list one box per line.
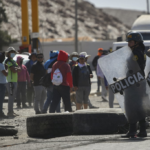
left=51, top=50, right=73, bottom=88
left=17, top=56, right=30, bottom=82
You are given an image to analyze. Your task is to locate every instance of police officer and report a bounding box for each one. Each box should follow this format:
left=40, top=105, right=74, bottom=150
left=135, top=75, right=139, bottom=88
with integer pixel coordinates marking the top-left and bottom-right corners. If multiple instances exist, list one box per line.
left=122, top=31, right=147, bottom=138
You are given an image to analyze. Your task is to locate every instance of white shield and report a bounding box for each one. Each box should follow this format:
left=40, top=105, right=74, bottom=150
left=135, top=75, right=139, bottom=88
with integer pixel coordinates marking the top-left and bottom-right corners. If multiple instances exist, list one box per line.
left=98, top=46, right=150, bottom=123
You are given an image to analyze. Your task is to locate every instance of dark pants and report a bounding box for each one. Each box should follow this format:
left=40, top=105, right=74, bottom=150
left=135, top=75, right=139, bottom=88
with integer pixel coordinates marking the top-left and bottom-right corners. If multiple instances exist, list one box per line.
left=16, top=82, right=27, bottom=106
left=27, top=82, right=34, bottom=105
left=0, top=84, right=6, bottom=114
left=42, top=87, right=60, bottom=113
left=50, top=85, right=72, bottom=113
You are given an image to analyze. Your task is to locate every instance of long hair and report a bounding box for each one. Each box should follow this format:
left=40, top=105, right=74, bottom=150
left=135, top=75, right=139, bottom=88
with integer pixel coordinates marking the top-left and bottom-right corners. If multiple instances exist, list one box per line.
left=0, top=52, right=5, bottom=63
left=138, top=41, right=145, bottom=52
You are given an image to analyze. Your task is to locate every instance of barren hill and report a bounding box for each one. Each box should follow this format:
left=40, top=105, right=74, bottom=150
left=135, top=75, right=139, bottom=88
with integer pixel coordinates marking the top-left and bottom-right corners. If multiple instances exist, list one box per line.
left=2, top=0, right=130, bottom=41
left=102, top=8, right=146, bottom=28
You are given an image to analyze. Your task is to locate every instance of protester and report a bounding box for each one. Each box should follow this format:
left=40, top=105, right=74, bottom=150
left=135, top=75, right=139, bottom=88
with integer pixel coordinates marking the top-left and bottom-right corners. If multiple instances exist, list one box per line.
left=30, top=53, right=46, bottom=114
left=73, top=52, right=93, bottom=110
left=25, top=53, right=37, bottom=107
left=50, top=50, right=72, bottom=113
left=84, top=52, right=99, bottom=109
left=92, top=48, right=103, bottom=92
left=97, top=49, right=108, bottom=101
left=5, top=47, right=20, bottom=117
left=0, top=52, right=8, bottom=118
left=69, top=52, right=79, bottom=70
left=42, top=50, right=60, bottom=113
left=16, top=56, right=30, bottom=108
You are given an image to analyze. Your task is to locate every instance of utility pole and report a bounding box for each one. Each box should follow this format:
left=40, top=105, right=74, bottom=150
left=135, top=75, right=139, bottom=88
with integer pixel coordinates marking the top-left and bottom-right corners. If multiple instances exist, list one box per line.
left=147, top=0, right=149, bottom=14
left=75, top=0, right=78, bottom=52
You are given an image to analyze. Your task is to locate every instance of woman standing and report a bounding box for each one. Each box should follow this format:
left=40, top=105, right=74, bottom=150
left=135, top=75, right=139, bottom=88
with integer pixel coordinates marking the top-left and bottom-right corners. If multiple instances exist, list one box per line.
left=72, top=52, right=93, bottom=110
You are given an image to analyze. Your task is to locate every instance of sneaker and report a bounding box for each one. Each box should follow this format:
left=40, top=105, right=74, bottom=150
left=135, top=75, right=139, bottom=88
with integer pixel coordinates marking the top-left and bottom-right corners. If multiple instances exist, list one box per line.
left=121, top=132, right=137, bottom=138
left=7, top=112, right=16, bottom=118
left=89, top=106, right=99, bottom=109
left=17, top=106, right=22, bottom=109
left=137, top=131, right=147, bottom=137
left=22, top=104, right=28, bottom=108
left=35, top=111, right=41, bottom=114
left=102, top=96, right=108, bottom=101
left=13, top=112, right=19, bottom=116
left=0, top=112, right=8, bottom=119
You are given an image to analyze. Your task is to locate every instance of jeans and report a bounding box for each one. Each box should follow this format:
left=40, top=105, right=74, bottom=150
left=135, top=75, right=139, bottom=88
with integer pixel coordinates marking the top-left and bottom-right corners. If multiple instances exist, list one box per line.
left=50, top=85, right=72, bottom=113
left=16, top=82, right=27, bottom=106
left=0, top=84, right=6, bottom=113
left=33, top=85, right=46, bottom=112
left=42, top=87, right=60, bottom=113
left=6, top=82, right=17, bottom=113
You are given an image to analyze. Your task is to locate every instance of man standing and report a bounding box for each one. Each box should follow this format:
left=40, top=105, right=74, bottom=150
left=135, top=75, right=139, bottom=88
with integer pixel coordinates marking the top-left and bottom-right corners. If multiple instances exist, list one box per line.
left=16, top=56, right=30, bottom=108
left=5, top=47, right=21, bottom=117
left=25, top=53, right=37, bottom=107
left=0, top=52, right=8, bottom=118
left=50, top=50, right=72, bottom=113
left=97, top=49, right=108, bottom=101
left=92, top=48, right=103, bottom=92
left=30, top=53, right=46, bottom=114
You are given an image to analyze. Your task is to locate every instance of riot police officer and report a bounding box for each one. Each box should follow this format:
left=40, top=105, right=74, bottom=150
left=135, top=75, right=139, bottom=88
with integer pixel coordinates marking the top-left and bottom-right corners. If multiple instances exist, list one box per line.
left=123, top=31, right=147, bottom=138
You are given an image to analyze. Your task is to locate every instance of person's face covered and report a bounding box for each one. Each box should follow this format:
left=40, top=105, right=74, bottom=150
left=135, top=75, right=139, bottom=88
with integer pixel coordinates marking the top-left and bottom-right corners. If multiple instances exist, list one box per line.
left=72, top=56, right=78, bottom=62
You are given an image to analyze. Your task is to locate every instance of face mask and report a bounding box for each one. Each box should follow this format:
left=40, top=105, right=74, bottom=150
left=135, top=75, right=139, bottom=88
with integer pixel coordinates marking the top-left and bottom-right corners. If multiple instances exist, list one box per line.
left=10, top=53, right=16, bottom=58
left=72, top=57, right=78, bottom=62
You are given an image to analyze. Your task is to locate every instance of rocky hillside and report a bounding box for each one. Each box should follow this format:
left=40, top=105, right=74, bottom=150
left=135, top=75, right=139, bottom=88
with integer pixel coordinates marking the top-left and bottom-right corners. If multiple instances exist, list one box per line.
left=1, top=0, right=129, bottom=41
left=102, top=8, right=146, bottom=28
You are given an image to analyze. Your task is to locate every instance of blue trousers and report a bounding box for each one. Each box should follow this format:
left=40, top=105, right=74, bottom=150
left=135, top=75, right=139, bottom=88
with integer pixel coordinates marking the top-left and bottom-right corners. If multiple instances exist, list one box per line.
left=43, top=87, right=60, bottom=113
left=0, top=84, right=6, bottom=113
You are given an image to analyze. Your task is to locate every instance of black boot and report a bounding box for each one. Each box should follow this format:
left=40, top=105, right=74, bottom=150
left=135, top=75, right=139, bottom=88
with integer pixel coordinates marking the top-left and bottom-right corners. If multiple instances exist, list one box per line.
left=137, top=120, right=147, bottom=137
left=121, top=123, right=137, bottom=138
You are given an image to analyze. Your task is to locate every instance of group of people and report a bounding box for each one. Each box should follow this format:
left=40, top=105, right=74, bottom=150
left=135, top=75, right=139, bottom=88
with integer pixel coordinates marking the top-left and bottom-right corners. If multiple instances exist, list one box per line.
left=0, top=31, right=148, bottom=138
left=0, top=47, right=109, bottom=118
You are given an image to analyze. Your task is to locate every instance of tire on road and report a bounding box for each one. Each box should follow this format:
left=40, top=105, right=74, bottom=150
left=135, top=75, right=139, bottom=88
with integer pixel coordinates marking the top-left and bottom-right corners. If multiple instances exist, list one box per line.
left=73, top=108, right=128, bottom=135
left=27, top=113, right=73, bottom=138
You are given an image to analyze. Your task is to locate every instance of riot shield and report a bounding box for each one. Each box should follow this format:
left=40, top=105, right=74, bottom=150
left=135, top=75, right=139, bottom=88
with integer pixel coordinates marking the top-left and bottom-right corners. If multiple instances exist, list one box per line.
left=145, top=56, right=150, bottom=86
left=98, top=46, right=150, bottom=123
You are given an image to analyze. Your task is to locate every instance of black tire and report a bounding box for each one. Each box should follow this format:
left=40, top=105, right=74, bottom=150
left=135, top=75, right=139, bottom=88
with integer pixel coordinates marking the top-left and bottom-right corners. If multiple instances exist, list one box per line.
left=73, top=108, right=128, bottom=135
left=0, top=127, right=18, bottom=136
left=27, top=113, right=73, bottom=138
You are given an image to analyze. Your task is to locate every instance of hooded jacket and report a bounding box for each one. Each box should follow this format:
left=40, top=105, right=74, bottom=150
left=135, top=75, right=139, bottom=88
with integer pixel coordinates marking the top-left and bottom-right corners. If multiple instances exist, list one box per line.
left=51, top=50, right=73, bottom=88
left=17, top=56, right=30, bottom=82
left=44, top=51, right=59, bottom=70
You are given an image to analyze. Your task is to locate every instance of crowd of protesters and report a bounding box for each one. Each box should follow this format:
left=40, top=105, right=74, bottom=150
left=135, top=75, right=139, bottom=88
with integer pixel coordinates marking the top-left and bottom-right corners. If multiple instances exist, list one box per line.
left=0, top=46, right=112, bottom=118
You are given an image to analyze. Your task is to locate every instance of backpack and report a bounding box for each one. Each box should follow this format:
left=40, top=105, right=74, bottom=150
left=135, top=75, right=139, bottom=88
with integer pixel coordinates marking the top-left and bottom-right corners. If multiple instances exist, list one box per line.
left=52, top=68, right=63, bottom=86
left=39, top=73, right=52, bottom=87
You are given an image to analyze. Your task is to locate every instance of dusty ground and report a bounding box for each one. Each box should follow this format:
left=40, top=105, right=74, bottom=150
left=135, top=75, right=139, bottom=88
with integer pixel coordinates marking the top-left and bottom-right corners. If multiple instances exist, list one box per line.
left=0, top=93, right=121, bottom=149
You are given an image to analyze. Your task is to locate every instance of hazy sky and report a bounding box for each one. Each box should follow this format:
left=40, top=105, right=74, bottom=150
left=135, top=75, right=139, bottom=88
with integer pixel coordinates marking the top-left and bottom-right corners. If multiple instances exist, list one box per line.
left=85, top=0, right=148, bottom=11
